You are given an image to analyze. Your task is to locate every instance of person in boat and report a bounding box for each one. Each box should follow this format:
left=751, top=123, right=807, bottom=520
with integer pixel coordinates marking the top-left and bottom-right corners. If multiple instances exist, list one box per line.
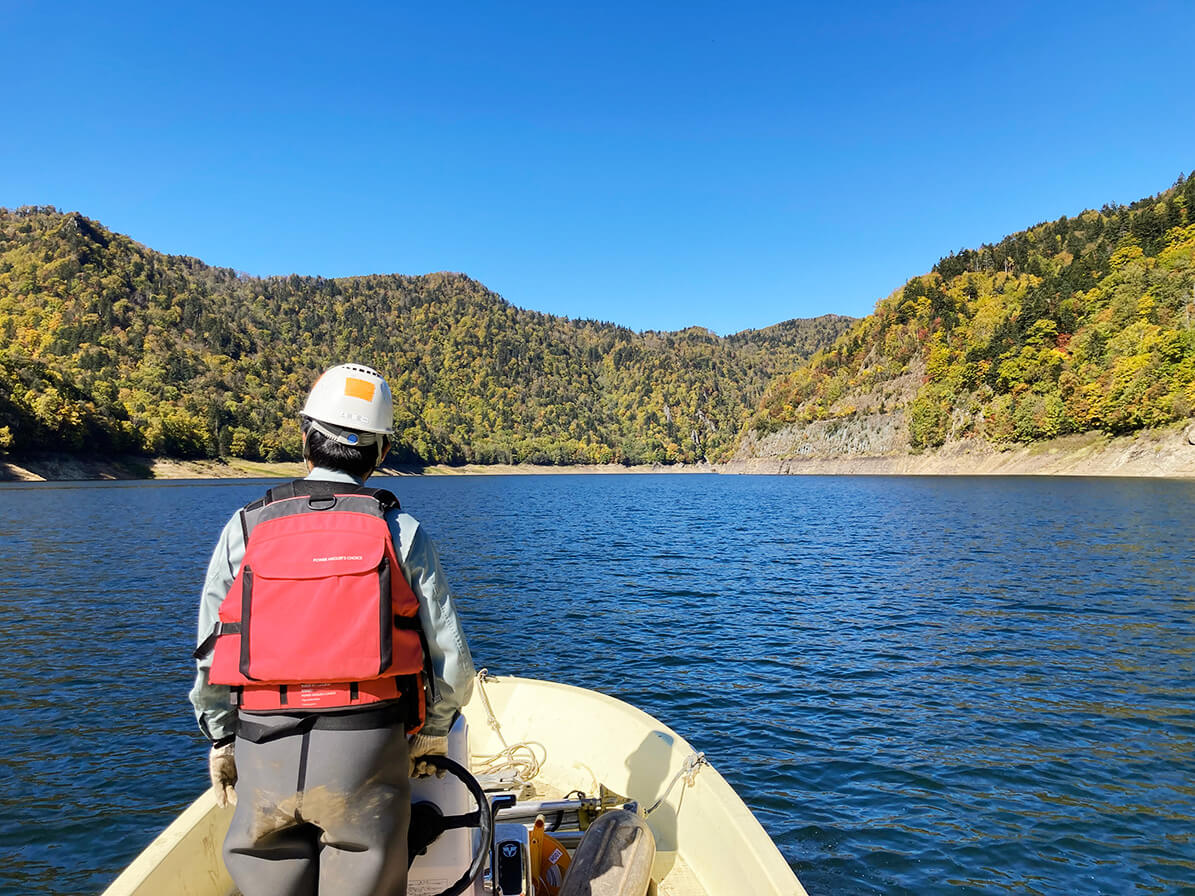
left=188, top=362, right=476, bottom=896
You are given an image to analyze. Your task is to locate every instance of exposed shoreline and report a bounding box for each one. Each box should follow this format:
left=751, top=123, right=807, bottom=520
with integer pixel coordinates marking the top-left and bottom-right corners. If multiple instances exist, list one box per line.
left=723, top=423, right=1195, bottom=479
left=0, top=455, right=719, bottom=483
left=2, top=423, right=1194, bottom=482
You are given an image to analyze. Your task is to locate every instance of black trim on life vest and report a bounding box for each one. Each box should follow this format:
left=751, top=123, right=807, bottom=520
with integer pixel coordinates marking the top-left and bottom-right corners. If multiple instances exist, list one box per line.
left=394, top=674, right=423, bottom=731
left=235, top=480, right=400, bottom=551
left=260, top=479, right=400, bottom=514
left=239, top=566, right=255, bottom=679
left=238, top=507, right=253, bottom=547
left=390, top=615, right=438, bottom=706
left=241, top=480, right=400, bottom=534
left=379, top=556, right=393, bottom=673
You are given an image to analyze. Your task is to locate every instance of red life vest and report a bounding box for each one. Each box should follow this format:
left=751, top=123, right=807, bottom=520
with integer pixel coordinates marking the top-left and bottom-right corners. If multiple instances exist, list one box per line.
left=199, top=480, right=427, bottom=728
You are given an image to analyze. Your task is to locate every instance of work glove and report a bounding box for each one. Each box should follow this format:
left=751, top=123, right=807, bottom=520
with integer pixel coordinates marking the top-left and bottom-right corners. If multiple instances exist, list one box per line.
left=408, top=734, right=448, bottom=778
left=208, top=741, right=238, bottom=808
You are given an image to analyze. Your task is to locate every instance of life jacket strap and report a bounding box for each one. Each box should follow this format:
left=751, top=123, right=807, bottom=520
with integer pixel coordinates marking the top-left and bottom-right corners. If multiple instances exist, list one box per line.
left=395, top=614, right=440, bottom=707
left=262, top=479, right=400, bottom=513
left=193, top=622, right=242, bottom=660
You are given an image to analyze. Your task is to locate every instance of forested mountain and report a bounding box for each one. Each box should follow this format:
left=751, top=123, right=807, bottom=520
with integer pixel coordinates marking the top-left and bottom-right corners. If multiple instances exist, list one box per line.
left=0, top=207, right=853, bottom=466
left=741, top=173, right=1195, bottom=457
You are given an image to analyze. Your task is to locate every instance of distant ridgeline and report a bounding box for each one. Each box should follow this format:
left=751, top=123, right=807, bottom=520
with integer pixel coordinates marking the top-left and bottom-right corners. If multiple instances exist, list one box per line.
left=0, top=207, right=852, bottom=465
left=744, top=172, right=1195, bottom=455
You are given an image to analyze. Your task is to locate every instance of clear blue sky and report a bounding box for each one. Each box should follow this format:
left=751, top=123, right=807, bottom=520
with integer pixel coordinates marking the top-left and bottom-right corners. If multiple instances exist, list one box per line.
left=3, top=1, right=1193, bottom=335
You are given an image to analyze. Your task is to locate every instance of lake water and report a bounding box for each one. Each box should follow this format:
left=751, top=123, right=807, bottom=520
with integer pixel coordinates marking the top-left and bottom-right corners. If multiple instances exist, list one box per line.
left=1, top=473, right=1193, bottom=895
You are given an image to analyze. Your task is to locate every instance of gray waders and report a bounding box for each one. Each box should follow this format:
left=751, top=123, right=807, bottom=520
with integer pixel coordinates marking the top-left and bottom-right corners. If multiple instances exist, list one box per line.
left=224, top=708, right=412, bottom=896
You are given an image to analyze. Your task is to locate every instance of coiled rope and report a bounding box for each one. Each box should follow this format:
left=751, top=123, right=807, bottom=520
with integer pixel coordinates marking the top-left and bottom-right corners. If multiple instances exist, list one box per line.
left=469, top=669, right=547, bottom=786
left=469, top=669, right=708, bottom=818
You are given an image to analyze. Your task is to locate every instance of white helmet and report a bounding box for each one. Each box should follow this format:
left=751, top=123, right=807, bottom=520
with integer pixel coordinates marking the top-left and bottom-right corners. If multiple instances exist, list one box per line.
left=301, top=363, right=394, bottom=448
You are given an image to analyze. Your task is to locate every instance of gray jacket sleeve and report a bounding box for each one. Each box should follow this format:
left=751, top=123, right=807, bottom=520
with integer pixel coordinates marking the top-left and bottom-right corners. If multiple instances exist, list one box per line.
left=390, top=511, right=475, bottom=737
left=188, top=512, right=244, bottom=743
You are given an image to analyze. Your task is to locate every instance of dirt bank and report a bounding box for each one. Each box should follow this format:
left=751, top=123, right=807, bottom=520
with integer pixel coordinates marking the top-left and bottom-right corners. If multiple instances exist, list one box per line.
left=3, top=424, right=1193, bottom=482
left=720, top=423, right=1195, bottom=478
left=0, top=455, right=303, bottom=482
left=0, top=455, right=715, bottom=482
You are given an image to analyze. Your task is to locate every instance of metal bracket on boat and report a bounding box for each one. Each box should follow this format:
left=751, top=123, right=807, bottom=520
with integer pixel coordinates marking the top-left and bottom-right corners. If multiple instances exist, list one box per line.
left=491, top=790, right=640, bottom=832
left=580, top=785, right=641, bottom=828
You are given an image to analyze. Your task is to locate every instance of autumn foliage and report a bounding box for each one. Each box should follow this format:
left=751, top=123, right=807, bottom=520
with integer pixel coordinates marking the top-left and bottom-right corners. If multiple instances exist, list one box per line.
left=0, top=208, right=850, bottom=465
left=750, top=173, right=1195, bottom=450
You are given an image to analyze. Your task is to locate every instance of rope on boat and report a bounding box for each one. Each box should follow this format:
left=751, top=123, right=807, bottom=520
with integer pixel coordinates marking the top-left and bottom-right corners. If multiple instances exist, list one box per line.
left=645, top=751, right=708, bottom=817
left=469, top=668, right=547, bottom=788
left=469, top=670, right=708, bottom=819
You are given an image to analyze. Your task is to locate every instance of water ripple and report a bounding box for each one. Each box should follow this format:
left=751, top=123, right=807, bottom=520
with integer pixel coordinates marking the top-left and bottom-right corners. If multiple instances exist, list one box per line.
left=2, top=474, right=1194, bottom=894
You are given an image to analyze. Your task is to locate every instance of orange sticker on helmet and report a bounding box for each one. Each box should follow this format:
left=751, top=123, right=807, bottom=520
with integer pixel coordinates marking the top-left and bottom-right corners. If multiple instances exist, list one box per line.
left=343, top=377, right=376, bottom=402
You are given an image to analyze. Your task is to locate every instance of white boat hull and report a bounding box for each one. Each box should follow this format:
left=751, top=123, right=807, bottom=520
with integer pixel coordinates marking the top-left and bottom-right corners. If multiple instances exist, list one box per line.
left=103, top=675, right=807, bottom=896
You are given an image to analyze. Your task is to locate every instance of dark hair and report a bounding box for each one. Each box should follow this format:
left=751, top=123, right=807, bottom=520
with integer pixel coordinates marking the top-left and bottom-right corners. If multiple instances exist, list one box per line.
left=301, top=417, right=384, bottom=479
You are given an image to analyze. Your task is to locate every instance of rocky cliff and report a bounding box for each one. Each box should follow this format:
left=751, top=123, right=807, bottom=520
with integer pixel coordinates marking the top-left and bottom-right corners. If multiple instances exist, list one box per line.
left=726, top=419, right=1195, bottom=478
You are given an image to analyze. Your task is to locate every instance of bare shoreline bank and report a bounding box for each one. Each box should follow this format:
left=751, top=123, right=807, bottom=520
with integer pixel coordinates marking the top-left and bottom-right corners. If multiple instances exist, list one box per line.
left=724, top=424, right=1195, bottom=479
left=0, top=455, right=718, bottom=483
left=3, top=424, right=1194, bottom=482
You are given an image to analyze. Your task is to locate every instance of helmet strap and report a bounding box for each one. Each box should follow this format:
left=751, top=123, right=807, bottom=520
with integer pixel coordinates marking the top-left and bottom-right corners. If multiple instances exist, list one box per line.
left=306, top=418, right=381, bottom=448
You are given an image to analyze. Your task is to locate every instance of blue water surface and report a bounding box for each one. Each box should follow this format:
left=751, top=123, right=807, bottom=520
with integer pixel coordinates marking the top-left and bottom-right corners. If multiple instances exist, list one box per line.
left=0, top=473, right=1192, bottom=895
